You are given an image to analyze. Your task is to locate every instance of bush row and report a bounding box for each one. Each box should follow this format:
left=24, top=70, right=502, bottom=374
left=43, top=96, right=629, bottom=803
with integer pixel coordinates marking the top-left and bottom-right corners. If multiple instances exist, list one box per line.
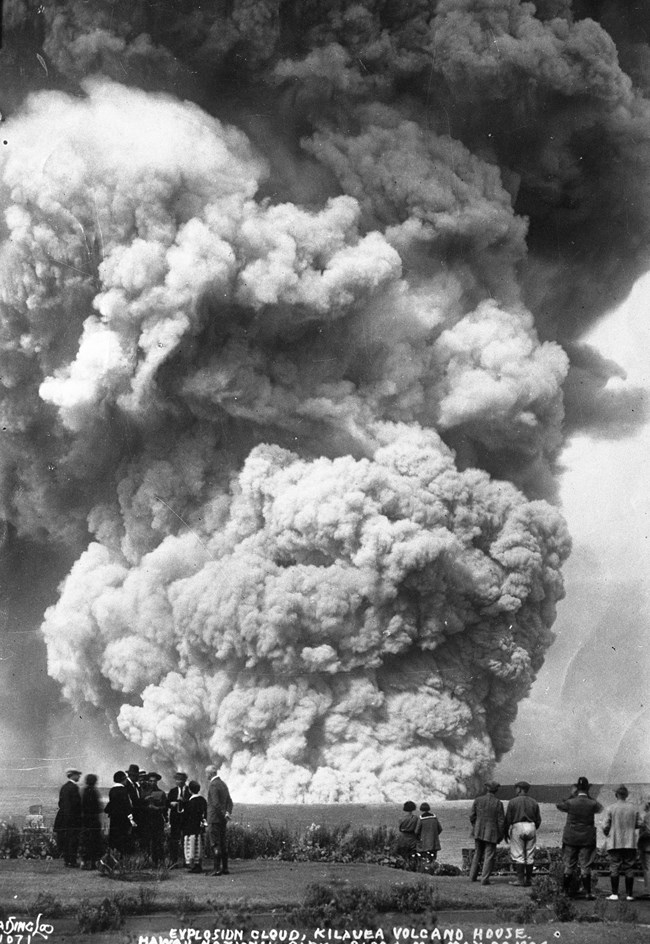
left=0, top=820, right=461, bottom=871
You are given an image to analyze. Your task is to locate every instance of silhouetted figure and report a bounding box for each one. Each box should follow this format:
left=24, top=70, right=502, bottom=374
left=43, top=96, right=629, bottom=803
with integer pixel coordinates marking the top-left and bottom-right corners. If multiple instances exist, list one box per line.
left=54, top=768, right=82, bottom=867
left=79, top=773, right=104, bottom=869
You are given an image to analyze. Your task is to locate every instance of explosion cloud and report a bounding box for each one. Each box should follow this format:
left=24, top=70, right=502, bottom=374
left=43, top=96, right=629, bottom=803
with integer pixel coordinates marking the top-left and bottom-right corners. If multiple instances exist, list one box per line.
left=1, top=2, right=647, bottom=798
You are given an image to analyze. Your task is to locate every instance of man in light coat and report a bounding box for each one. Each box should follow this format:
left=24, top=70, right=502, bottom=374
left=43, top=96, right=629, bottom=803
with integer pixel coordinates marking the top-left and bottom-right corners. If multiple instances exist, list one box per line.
left=603, top=784, right=643, bottom=900
left=469, top=781, right=505, bottom=885
left=205, top=764, right=233, bottom=876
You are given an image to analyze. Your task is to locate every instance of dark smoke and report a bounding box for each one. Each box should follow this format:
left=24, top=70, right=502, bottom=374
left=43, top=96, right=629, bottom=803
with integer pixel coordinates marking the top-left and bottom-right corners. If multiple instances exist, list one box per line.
left=0, top=1, right=645, bottom=798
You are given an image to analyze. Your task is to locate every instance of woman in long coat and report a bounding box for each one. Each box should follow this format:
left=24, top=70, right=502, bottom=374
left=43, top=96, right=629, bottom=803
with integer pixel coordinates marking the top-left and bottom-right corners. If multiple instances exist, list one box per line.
left=105, top=770, right=134, bottom=856
left=79, top=773, right=104, bottom=869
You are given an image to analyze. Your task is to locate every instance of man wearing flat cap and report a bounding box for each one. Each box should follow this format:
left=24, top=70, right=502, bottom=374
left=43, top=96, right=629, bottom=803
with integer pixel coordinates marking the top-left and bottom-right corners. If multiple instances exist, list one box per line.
left=167, top=772, right=190, bottom=866
left=556, top=775, right=603, bottom=899
left=469, top=781, right=505, bottom=885
left=505, top=781, right=541, bottom=887
left=603, top=784, right=643, bottom=901
left=54, top=768, right=83, bottom=867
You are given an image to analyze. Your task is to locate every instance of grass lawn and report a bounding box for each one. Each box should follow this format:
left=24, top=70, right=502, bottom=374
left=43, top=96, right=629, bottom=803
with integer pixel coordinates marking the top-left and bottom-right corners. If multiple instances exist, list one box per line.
left=1, top=859, right=649, bottom=944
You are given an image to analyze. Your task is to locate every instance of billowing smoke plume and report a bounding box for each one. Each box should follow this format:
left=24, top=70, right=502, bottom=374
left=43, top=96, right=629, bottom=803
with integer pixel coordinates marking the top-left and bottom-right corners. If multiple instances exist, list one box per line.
left=0, top=1, right=646, bottom=798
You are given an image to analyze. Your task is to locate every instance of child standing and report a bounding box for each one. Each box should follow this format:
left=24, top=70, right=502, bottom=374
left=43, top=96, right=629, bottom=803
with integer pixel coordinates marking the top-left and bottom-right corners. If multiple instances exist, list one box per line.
left=181, top=780, right=208, bottom=874
left=415, top=802, right=443, bottom=859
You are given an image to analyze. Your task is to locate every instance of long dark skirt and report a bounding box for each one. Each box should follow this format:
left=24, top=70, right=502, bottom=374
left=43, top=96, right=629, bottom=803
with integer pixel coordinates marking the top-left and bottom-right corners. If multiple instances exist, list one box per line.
left=80, top=815, right=105, bottom=863
left=108, top=818, right=131, bottom=855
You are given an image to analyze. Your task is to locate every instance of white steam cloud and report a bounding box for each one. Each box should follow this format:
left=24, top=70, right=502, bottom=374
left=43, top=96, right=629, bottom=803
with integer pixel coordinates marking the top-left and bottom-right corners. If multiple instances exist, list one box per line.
left=2, top=1, right=646, bottom=797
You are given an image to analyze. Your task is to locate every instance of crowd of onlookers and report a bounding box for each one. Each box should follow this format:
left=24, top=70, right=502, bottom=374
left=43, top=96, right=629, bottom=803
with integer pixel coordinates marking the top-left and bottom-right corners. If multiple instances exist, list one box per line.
left=55, top=767, right=650, bottom=899
left=398, top=777, right=650, bottom=899
left=54, top=764, right=233, bottom=876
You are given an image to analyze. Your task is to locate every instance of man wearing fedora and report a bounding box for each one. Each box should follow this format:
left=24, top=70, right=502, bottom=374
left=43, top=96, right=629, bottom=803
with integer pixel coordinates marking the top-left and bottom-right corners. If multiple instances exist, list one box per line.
left=505, top=780, right=541, bottom=887
left=469, top=780, right=505, bottom=885
left=145, top=772, right=167, bottom=866
left=54, top=767, right=83, bottom=867
left=556, top=776, right=603, bottom=899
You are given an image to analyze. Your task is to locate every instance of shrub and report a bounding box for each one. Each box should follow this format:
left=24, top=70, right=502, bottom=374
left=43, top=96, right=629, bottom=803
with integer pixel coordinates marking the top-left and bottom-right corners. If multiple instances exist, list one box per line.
left=209, top=899, right=255, bottom=932
left=495, top=901, right=540, bottom=924
left=28, top=893, right=65, bottom=917
left=0, top=823, right=22, bottom=858
left=376, top=880, right=437, bottom=913
left=98, top=852, right=170, bottom=882
left=76, top=897, right=124, bottom=933
left=552, top=895, right=577, bottom=923
left=228, top=822, right=293, bottom=859
left=292, top=880, right=438, bottom=931
left=176, top=892, right=200, bottom=917
left=293, top=882, right=381, bottom=931
left=22, top=830, right=58, bottom=860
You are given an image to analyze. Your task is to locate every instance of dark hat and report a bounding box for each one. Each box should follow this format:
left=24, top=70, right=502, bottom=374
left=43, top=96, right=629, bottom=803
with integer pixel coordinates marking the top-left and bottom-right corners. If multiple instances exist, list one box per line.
left=113, top=770, right=127, bottom=783
left=188, top=780, right=200, bottom=793
left=173, top=771, right=188, bottom=781
left=403, top=800, right=416, bottom=812
left=485, top=780, right=500, bottom=793
left=515, top=780, right=531, bottom=791
left=147, top=772, right=162, bottom=781
left=615, top=784, right=629, bottom=798
left=420, top=802, right=431, bottom=812
left=66, top=767, right=81, bottom=777
left=576, top=776, right=590, bottom=792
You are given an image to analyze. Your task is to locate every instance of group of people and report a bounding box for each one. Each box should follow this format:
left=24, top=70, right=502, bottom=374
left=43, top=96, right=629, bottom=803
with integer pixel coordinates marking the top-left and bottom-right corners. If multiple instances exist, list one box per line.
left=466, top=777, right=650, bottom=900
left=54, top=764, right=234, bottom=876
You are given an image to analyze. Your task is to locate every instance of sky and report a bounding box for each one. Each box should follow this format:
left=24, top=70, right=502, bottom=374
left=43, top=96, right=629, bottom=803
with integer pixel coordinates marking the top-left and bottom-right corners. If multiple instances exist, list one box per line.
left=1, top=2, right=650, bottom=799
left=497, top=273, right=650, bottom=786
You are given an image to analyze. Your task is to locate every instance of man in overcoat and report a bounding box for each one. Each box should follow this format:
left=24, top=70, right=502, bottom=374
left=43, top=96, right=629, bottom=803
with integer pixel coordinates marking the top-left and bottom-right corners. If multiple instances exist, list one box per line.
left=205, top=764, right=233, bottom=876
left=603, top=784, right=643, bottom=900
left=469, top=780, right=505, bottom=885
left=55, top=767, right=83, bottom=867
left=556, top=775, right=603, bottom=899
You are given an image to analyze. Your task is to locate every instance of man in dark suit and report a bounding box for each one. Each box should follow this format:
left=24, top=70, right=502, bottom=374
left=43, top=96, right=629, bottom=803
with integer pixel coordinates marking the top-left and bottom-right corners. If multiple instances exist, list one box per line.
left=125, top=763, right=144, bottom=850
left=167, top=771, right=190, bottom=866
left=556, top=776, right=603, bottom=900
left=55, top=767, right=83, bottom=867
left=469, top=780, right=505, bottom=885
left=205, top=764, right=233, bottom=876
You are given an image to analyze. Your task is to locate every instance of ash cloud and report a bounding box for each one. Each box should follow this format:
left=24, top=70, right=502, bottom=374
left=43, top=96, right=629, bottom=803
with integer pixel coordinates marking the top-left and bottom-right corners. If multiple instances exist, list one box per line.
left=0, top=1, right=645, bottom=797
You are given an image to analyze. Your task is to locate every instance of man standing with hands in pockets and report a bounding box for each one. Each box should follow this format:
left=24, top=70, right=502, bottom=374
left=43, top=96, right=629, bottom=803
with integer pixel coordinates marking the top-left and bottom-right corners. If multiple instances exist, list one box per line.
left=205, top=764, right=233, bottom=876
